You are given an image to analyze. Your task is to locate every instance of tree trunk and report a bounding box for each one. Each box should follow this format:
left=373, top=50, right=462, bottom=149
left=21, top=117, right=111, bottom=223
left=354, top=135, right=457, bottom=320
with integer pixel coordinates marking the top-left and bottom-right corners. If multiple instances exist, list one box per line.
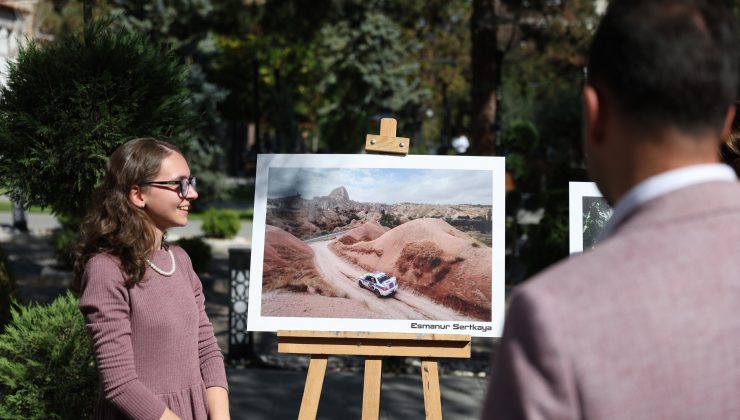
left=470, top=0, right=500, bottom=156
left=83, top=0, right=92, bottom=27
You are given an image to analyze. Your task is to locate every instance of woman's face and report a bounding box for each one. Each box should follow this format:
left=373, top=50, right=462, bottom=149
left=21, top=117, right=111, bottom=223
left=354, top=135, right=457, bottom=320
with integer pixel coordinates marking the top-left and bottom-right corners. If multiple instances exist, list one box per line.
left=141, top=152, right=198, bottom=232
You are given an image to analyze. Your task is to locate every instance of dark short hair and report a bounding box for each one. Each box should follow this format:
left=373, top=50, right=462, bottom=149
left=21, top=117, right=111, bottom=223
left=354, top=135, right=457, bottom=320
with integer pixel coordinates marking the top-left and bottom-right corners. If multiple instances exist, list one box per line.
left=587, top=0, right=739, bottom=135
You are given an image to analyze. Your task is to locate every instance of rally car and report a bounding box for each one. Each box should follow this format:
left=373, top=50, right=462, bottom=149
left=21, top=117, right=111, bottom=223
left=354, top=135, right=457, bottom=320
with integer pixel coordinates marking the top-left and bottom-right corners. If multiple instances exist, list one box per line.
left=357, top=272, right=398, bottom=297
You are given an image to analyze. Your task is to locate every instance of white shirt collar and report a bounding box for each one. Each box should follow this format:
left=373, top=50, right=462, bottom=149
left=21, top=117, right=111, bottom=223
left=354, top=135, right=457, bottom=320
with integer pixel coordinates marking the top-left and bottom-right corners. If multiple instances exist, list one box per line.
left=597, top=164, right=737, bottom=242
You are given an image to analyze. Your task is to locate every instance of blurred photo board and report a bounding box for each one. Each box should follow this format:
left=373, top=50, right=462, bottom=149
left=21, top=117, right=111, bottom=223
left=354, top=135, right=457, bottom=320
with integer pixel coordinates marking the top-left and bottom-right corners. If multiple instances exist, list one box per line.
left=569, top=181, right=613, bottom=254
left=248, top=154, right=506, bottom=337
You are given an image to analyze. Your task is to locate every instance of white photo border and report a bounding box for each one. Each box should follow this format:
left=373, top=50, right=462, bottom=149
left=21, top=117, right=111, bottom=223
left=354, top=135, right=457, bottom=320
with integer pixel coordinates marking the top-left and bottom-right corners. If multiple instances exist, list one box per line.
left=247, top=154, right=506, bottom=337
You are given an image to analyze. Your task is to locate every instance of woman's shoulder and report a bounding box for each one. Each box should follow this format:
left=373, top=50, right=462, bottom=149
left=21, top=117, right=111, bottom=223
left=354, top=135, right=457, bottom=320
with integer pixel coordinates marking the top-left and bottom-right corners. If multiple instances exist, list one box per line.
left=168, top=244, right=192, bottom=262
left=79, top=253, right=130, bottom=305
left=86, top=252, right=123, bottom=269
left=82, top=253, right=126, bottom=286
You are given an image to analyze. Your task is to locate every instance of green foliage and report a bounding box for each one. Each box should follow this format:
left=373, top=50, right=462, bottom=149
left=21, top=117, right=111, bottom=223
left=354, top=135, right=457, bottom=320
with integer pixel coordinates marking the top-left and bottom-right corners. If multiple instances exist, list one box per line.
left=50, top=215, right=81, bottom=270
left=504, top=119, right=540, bottom=179
left=110, top=0, right=242, bottom=204
left=519, top=192, right=570, bottom=278
left=201, top=208, right=240, bottom=239
left=582, top=197, right=612, bottom=250
left=504, top=120, right=540, bottom=154
left=0, top=247, right=15, bottom=330
left=378, top=212, right=401, bottom=229
left=315, top=10, right=428, bottom=152
left=0, top=21, right=193, bottom=219
left=498, top=0, right=597, bottom=281
left=0, top=292, right=97, bottom=419
left=174, top=237, right=212, bottom=274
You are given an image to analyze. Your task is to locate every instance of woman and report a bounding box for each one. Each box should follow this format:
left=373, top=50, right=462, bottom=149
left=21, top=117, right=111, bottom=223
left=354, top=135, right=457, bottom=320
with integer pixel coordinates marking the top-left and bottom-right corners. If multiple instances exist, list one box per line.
left=73, top=138, right=230, bottom=420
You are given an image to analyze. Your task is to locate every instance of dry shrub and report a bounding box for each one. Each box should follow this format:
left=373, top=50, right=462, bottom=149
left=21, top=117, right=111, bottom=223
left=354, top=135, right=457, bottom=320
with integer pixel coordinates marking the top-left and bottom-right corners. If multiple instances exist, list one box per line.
left=432, top=266, right=451, bottom=284
left=396, top=241, right=443, bottom=274
left=338, top=235, right=357, bottom=245
left=434, top=294, right=491, bottom=321
left=264, top=267, right=345, bottom=298
left=263, top=244, right=345, bottom=298
left=350, top=243, right=383, bottom=256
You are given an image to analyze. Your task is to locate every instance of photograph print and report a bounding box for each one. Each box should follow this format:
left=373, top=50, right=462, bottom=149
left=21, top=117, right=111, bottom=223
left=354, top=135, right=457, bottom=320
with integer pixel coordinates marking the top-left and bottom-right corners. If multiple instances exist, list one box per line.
left=569, top=182, right=613, bottom=254
left=248, top=154, right=505, bottom=337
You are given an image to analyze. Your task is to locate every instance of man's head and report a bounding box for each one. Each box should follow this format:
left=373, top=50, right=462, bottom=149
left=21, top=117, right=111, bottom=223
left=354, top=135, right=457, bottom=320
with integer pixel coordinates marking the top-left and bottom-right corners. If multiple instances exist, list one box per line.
left=582, top=0, right=739, bottom=203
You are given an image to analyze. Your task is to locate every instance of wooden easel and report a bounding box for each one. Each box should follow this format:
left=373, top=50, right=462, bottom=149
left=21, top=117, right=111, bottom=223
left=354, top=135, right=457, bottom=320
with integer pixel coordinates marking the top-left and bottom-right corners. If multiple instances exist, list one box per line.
left=365, top=117, right=410, bottom=155
left=278, top=331, right=471, bottom=420
left=277, top=119, right=473, bottom=419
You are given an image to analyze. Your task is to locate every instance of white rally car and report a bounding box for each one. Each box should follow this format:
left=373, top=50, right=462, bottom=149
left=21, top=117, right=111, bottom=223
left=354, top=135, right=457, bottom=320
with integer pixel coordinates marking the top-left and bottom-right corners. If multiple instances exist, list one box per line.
left=358, top=272, right=398, bottom=297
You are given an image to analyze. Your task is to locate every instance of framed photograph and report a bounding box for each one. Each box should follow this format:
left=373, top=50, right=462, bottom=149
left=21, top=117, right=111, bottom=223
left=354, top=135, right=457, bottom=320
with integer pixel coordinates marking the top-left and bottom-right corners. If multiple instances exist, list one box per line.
left=247, top=154, right=506, bottom=337
left=569, top=182, right=613, bottom=254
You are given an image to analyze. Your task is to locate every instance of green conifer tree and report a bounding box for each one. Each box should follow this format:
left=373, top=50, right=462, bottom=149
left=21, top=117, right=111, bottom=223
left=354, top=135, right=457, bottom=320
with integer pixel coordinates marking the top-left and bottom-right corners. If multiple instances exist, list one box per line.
left=0, top=292, right=97, bottom=418
left=0, top=21, right=193, bottom=219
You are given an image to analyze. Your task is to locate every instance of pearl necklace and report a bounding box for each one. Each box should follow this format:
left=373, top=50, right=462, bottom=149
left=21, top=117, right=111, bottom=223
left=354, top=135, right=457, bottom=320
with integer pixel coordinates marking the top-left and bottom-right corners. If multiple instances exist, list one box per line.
left=146, top=249, right=176, bottom=276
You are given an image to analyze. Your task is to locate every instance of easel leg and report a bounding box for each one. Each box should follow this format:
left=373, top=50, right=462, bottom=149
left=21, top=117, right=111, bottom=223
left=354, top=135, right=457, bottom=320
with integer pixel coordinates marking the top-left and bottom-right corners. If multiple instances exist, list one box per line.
left=298, top=355, right=328, bottom=420
left=362, top=356, right=383, bottom=420
left=421, top=358, right=443, bottom=420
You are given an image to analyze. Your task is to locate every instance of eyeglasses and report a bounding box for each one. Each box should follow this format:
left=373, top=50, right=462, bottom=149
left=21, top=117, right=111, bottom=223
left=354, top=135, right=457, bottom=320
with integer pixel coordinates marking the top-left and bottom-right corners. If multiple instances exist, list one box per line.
left=144, top=176, right=197, bottom=197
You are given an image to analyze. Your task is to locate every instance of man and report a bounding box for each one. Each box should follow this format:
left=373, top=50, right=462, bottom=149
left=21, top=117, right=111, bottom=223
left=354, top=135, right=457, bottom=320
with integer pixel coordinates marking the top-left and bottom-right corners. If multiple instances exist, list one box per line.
left=482, top=1, right=739, bottom=419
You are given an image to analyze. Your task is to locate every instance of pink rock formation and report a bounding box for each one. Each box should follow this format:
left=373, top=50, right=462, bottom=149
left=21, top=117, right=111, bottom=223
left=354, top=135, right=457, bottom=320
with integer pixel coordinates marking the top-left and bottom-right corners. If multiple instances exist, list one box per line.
left=331, top=218, right=492, bottom=321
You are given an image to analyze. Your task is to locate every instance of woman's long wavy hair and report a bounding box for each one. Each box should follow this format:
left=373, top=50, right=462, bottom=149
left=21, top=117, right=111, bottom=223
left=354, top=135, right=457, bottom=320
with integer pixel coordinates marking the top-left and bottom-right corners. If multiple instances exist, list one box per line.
left=72, top=138, right=181, bottom=290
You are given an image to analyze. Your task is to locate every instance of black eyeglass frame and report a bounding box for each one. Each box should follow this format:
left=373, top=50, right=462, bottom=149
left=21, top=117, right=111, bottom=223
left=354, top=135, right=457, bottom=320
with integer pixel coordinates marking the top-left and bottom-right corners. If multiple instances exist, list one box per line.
left=143, top=176, right=197, bottom=197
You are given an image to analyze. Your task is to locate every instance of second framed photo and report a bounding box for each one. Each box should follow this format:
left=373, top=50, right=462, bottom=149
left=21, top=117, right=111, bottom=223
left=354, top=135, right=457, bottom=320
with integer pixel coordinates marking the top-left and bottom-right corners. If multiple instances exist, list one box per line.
left=569, top=182, right=613, bottom=254
left=248, top=154, right=506, bottom=337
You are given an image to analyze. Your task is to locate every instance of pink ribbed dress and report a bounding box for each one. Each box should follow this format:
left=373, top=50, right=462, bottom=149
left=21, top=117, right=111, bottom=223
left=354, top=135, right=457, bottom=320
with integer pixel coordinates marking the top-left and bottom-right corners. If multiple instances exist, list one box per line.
left=79, top=246, right=228, bottom=420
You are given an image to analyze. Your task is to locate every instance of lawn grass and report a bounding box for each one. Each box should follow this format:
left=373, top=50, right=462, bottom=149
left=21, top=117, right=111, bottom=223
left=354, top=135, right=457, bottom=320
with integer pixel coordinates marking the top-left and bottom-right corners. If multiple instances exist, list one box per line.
left=0, top=200, right=254, bottom=221
left=188, top=208, right=254, bottom=221
left=0, top=202, right=51, bottom=214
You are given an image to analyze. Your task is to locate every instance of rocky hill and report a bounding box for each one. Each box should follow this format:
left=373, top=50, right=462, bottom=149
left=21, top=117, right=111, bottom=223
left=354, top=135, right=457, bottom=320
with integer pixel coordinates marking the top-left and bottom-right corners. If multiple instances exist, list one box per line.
left=390, top=203, right=491, bottom=222
left=267, top=186, right=492, bottom=239
left=262, top=225, right=343, bottom=298
left=329, top=218, right=492, bottom=321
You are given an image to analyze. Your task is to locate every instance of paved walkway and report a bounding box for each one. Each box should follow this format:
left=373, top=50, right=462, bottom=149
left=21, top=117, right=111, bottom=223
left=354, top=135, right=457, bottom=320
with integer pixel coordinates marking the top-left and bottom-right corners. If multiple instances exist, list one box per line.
left=227, top=367, right=488, bottom=419
left=0, top=212, right=494, bottom=419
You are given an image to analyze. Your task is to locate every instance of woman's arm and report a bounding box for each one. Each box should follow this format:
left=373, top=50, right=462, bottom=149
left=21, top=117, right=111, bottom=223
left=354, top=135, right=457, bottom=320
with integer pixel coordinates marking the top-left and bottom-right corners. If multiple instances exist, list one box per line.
left=206, top=386, right=230, bottom=420
left=177, top=248, right=230, bottom=391
left=79, top=255, right=168, bottom=420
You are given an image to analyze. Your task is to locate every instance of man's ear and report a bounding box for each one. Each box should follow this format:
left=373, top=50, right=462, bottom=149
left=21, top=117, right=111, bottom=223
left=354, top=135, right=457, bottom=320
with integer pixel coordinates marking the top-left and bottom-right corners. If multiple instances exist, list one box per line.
left=129, top=185, right=145, bottom=209
left=582, top=85, right=605, bottom=148
left=720, top=104, right=736, bottom=140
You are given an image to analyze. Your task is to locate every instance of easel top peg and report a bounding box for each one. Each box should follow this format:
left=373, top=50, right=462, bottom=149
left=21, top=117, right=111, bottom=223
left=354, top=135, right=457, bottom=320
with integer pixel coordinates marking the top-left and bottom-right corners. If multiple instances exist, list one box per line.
left=365, top=118, right=410, bottom=155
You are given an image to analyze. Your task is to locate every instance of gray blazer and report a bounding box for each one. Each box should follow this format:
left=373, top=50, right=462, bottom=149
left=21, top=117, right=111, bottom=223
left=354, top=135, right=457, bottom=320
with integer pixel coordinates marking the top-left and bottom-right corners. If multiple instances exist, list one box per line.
left=483, top=181, right=740, bottom=420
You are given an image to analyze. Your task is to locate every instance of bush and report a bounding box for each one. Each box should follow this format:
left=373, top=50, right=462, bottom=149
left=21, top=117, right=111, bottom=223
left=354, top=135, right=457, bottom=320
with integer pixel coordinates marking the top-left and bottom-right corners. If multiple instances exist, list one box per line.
left=201, top=209, right=240, bottom=239
left=378, top=212, right=401, bottom=228
left=0, top=292, right=98, bottom=419
left=50, top=227, right=77, bottom=270
left=0, top=247, right=15, bottom=330
left=0, top=21, right=193, bottom=220
left=50, top=214, right=81, bottom=270
left=174, top=237, right=212, bottom=274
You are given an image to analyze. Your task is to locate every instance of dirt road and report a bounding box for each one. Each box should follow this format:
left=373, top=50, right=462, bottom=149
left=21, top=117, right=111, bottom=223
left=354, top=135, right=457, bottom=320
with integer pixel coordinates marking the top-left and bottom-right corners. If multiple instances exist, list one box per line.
left=309, top=240, right=473, bottom=321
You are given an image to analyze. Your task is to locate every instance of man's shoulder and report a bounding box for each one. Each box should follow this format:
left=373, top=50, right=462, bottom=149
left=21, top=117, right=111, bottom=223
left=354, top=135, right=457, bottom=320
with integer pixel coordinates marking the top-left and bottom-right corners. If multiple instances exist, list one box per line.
left=517, top=180, right=740, bottom=312
left=517, top=248, right=614, bottom=302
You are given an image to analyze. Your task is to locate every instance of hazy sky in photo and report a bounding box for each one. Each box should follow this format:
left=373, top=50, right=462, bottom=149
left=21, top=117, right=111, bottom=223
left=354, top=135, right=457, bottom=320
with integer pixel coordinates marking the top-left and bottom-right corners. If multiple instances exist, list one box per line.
left=267, top=167, right=493, bottom=205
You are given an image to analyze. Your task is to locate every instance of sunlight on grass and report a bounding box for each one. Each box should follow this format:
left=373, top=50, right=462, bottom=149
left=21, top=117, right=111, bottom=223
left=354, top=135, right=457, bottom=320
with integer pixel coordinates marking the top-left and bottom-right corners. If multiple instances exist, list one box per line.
left=188, top=208, right=253, bottom=221
left=0, top=202, right=51, bottom=214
